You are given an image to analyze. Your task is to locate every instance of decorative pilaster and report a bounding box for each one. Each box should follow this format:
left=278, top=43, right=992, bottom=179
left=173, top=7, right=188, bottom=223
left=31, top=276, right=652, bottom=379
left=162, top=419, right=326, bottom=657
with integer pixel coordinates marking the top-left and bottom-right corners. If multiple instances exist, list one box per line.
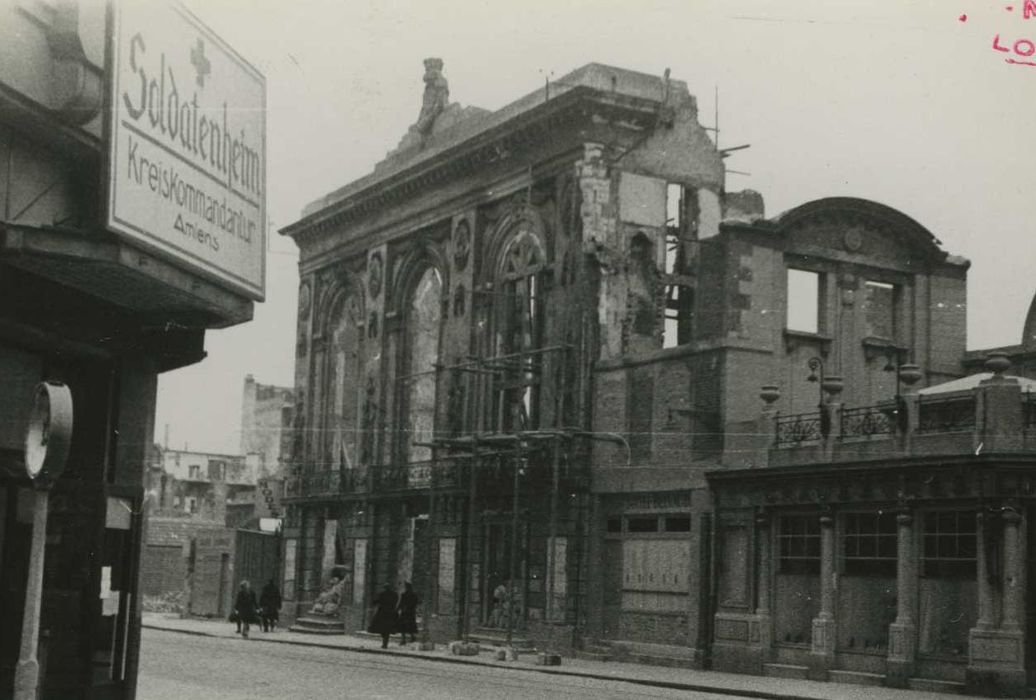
left=1001, top=509, right=1023, bottom=631
left=756, top=512, right=772, bottom=617
left=753, top=511, right=774, bottom=654
left=968, top=507, right=1027, bottom=697
left=887, top=512, right=918, bottom=686
left=975, top=510, right=995, bottom=630
left=809, top=514, right=836, bottom=679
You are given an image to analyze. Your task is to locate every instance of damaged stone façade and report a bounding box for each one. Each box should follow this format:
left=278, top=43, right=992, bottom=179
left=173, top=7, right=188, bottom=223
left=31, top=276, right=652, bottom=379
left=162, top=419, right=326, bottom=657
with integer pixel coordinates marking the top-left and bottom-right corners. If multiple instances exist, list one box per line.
left=276, top=60, right=1035, bottom=696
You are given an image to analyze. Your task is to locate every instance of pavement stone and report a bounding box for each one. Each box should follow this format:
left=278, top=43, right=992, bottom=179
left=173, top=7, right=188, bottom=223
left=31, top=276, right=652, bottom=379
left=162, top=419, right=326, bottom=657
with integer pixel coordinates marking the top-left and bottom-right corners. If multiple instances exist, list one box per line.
left=141, top=613, right=960, bottom=700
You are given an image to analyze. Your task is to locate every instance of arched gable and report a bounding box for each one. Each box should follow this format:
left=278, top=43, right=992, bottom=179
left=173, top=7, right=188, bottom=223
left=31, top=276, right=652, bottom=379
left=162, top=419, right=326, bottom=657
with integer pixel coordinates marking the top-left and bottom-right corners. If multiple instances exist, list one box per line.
left=773, top=197, right=949, bottom=269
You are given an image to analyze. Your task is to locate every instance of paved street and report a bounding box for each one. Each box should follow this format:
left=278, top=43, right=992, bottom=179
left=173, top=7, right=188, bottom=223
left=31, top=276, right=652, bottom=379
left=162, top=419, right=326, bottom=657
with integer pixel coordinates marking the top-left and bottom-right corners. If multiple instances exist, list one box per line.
left=139, top=627, right=740, bottom=700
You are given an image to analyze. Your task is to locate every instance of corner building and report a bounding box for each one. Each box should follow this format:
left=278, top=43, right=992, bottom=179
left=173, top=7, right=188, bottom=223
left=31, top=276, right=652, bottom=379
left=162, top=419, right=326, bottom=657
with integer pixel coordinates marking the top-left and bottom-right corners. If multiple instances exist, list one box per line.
left=0, top=3, right=262, bottom=698
left=281, top=61, right=1036, bottom=695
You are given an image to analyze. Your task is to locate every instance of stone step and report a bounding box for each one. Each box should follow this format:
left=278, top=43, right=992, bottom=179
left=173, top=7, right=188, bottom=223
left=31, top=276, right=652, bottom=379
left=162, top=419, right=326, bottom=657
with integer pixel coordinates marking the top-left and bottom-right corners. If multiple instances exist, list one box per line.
left=764, top=663, right=810, bottom=680
left=290, top=616, right=345, bottom=635
left=829, top=670, right=884, bottom=687
left=574, top=650, right=610, bottom=662
left=467, top=628, right=536, bottom=652
left=907, top=677, right=966, bottom=694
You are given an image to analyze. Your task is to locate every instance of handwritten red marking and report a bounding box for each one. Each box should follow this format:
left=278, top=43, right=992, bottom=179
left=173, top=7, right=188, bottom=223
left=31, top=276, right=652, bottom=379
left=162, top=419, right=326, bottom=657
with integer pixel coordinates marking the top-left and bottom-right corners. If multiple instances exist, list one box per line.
left=1006, top=58, right=1036, bottom=65
left=994, top=33, right=1011, bottom=51
left=1026, top=0, right=1036, bottom=18
left=959, top=13, right=968, bottom=21
left=1016, top=38, right=1036, bottom=55
left=1006, top=5, right=1014, bottom=11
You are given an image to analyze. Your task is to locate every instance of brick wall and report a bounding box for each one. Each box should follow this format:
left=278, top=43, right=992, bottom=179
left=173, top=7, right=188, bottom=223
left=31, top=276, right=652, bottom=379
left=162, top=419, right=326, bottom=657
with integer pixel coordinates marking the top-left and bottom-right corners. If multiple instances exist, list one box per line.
left=141, top=545, right=184, bottom=596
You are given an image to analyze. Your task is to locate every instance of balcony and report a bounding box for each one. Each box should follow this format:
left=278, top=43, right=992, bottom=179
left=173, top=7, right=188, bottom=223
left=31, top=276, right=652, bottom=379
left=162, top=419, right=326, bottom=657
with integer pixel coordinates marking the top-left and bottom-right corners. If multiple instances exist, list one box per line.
left=282, top=469, right=363, bottom=501
left=376, top=460, right=460, bottom=491
left=763, top=368, right=1036, bottom=468
left=774, top=411, right=823, bottom=447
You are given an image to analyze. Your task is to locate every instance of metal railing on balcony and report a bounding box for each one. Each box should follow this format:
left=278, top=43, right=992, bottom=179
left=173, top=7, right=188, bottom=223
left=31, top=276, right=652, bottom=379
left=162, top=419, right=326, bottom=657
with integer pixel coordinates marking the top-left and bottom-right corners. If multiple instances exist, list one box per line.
left=281, top=469, right=362, bottom=500
left=376, top=460, right=460, bottom=491
left=775, top=411, right=823, bottom=447
left=917, top=395, right=976, bottom=433
left=840, top=405, right=894, bottom=439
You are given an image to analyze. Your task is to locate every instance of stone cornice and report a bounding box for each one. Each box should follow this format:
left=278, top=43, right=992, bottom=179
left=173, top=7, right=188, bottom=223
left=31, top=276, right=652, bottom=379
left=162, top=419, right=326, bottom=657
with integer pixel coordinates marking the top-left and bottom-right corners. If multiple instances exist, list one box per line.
left=281, top=89, right=661, bottom=243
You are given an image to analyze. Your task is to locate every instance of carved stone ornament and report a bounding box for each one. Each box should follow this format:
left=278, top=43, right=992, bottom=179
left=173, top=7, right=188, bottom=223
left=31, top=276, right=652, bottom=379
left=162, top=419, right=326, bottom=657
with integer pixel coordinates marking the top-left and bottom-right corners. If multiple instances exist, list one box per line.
left=453, top=219, right=471, bottom=271
left=298, top=281, right=312, bottom=315
left=843, top=227, right=864, bottom=253
left=367, top=252, right=384, bottom=299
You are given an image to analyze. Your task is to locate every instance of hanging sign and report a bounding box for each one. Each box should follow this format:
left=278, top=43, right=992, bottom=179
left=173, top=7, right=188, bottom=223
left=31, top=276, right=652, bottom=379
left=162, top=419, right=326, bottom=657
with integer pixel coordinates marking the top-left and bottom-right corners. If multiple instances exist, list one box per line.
left=106, top=1, right=266, bottom=300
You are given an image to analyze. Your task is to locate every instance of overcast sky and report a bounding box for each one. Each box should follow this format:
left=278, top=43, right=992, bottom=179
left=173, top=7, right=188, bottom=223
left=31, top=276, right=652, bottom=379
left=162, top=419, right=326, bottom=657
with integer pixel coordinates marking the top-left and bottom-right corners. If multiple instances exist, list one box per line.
left=155, top=0, right=1036, bottom=454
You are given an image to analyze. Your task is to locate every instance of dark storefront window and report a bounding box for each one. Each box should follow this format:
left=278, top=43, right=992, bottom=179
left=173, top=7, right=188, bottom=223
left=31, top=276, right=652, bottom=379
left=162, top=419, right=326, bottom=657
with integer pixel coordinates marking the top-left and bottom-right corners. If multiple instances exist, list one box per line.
left=843, top=511, right=897, bottom=576
left=922, top=511, right=977, bottom=578
left=919, top=510, right=977, bottom=657
left=778, top=515, right=820, bottom=574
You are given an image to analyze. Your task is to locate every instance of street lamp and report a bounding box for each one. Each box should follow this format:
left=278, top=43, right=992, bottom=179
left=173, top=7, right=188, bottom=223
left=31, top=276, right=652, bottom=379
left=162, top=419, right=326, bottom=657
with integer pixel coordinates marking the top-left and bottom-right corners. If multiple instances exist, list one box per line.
left=806, top=357, right=843, bottom=437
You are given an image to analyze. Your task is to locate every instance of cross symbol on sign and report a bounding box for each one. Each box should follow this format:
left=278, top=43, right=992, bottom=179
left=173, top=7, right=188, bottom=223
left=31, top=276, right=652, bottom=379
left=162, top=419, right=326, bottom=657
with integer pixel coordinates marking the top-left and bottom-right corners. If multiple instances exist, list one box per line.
left=190, top=38, right=210, bottom=88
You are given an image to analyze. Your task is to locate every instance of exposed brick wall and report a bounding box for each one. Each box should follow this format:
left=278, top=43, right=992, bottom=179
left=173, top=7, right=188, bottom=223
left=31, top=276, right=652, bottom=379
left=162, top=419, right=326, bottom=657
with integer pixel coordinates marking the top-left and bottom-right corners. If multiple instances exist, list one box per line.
left=141, top=545, right=184, bottom=596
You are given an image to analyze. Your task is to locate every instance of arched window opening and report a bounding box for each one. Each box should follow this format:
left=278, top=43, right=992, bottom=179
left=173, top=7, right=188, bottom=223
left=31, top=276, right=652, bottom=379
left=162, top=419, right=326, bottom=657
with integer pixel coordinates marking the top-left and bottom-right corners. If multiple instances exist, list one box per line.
left=327, top=292, right=363, bottom=472
left=403, top=267, right=443, bottom=463
left=494, top=228, right=545, bottom=433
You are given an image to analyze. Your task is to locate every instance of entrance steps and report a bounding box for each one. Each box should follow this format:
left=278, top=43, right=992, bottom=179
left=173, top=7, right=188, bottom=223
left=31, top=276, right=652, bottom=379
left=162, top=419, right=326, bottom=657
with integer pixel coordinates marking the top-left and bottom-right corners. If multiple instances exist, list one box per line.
left=575, top=640, right=612, bottom=662
left=290, top=616, right=345, bottom=635
left=763, top=663, right=810, bottom=680
left=829, top=670, right=884, bottom=686
left=467, top=627, right=536, bottom=653
left=907, top=677, right=965, bottom=694
left=606, top=641, right=697, bottom=668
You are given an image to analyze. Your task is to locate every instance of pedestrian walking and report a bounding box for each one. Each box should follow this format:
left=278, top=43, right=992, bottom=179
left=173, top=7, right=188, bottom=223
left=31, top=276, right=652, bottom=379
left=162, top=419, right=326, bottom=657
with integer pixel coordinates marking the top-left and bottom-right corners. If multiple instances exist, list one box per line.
left=396, top=581, right=420, bottom=645
left=369, top=583, right=399, bottom=649
left=260, top=578, right=282, bottom=632
left=234, top=580, right=259, bottom=639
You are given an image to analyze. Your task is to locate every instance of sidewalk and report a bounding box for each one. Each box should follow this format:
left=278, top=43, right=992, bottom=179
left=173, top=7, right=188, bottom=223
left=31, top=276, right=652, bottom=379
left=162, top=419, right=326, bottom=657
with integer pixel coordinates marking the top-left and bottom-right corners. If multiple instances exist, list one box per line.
left=141, top=613, right=960, bottom=700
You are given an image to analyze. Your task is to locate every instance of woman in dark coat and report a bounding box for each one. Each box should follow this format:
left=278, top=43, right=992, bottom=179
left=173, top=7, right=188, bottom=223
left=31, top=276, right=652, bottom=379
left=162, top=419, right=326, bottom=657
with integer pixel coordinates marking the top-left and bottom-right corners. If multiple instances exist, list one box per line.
left=234, top=580, right=259, bottom=639
left=259, top=579, right=282, bottom=632
left=396, top=581, right=420, bottom=645
left=369, top=583, right=399, bottom=649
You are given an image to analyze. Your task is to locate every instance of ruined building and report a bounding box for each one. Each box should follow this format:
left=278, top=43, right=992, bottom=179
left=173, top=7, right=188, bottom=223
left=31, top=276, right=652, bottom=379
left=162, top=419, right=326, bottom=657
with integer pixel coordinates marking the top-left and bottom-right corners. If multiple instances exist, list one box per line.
left=279, top=62, right=1036, bottom=695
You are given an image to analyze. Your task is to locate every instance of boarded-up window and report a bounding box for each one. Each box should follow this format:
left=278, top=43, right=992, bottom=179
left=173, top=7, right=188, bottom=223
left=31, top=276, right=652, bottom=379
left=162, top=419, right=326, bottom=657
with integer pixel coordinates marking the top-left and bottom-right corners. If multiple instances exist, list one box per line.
left=621, top=539, right=689, bottom=611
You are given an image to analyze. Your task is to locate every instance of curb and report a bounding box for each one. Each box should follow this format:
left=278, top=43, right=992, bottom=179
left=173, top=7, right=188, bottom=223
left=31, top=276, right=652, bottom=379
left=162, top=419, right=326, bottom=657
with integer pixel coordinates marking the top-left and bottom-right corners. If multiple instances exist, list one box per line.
left=142, top=623, right=822, bottom=700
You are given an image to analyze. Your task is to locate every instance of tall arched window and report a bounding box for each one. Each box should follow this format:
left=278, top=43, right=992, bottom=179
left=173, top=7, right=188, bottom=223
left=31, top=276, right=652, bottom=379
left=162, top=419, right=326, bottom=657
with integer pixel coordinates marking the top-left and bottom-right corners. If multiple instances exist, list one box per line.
left=494, top=228, right=545, bottom=432
left=403, top=267, right=443, bottom=463
left=326, top=291, right=363, bottom=471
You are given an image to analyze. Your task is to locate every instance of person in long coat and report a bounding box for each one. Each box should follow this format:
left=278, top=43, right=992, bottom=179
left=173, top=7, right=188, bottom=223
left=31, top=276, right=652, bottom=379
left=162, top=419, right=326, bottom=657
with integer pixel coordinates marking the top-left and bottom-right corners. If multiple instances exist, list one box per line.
left=234, top=580, right=259, bottom=639
left=259, top=579, right=282, bottom=632
left=396, top=581, right=420, bottom=645
left=369, top=583, right=399, bottom=649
